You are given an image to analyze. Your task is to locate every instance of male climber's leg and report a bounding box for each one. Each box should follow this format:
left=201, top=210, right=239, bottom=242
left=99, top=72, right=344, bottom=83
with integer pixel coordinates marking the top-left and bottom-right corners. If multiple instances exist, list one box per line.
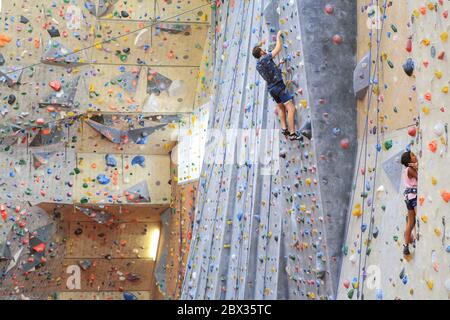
left=284, top=99, right=297, bottom=135
left=277, top=103, right=289, bottom=136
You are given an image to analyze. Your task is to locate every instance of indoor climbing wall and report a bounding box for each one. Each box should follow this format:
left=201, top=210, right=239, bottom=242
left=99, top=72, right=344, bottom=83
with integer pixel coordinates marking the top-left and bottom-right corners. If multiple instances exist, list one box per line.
left=337, top=0, right=443, bottom=300
left=0, top=0, right=212, bottom=300
left=0, top=203, right=167, bottom=300
left=182, top=0, right=357, bottom=300
left=153, top=162, right=198, bottom=300
left=403, top=0, right=450, bottom=299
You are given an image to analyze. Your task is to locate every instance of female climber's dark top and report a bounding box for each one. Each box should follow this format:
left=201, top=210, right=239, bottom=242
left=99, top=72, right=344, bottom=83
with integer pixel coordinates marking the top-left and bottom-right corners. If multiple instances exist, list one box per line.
left=256, top=52, right=283, bottom=89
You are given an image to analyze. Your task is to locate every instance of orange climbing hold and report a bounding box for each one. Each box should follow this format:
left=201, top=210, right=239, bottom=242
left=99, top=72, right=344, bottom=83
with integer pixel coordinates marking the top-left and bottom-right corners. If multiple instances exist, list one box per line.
left=0, top=35, right=12, bottom=47
left=428, top=140, right=438, bottom=153
left=441, top=191, right=450, bottom=203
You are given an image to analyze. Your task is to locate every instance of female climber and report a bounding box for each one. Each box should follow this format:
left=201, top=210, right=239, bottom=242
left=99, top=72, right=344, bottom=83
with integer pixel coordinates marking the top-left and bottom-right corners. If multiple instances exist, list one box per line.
left=401, top=150, right=418, bottom=256
left=252, top=30, right=311, bottom=142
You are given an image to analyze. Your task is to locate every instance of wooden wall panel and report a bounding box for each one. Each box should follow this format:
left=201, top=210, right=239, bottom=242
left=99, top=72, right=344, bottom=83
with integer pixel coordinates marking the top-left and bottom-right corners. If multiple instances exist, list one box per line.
left=66, top=221, right=160, bottom=259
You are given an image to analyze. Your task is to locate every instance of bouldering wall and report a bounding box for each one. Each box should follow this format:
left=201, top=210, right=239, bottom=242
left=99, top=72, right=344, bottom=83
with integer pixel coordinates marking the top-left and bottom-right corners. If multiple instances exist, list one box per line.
left=0, top=203, right=167, bottom=300
left=0, top=0, right=212, bottom=300
left=182, top=0, right=357, bottom=300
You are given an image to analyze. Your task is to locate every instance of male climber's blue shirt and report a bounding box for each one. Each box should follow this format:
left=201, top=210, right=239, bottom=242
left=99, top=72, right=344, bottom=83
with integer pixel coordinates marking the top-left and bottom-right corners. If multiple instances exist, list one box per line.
left=256, top=52, right=284, bottom=89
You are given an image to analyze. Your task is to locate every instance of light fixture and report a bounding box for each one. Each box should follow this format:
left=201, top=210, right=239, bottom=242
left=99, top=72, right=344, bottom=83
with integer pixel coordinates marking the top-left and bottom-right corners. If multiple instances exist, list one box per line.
left=149, top=227, right=160, bottom=261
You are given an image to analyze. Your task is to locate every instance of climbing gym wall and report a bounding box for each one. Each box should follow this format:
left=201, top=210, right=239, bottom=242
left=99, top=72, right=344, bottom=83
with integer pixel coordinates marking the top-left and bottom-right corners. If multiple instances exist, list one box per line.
left=0, top=203, right=167, bottom=300
left=182, top=0, right=357, bottom=300
left=337, top=0, right=447, bottom=300
left=0, top=0, right=212, bottom=300
left=404, top=0, right=450, bottom=299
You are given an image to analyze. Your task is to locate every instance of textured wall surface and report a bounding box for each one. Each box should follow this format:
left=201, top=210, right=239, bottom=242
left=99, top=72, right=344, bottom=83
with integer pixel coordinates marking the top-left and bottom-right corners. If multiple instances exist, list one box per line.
left=338, top=0, right=450, bottom=300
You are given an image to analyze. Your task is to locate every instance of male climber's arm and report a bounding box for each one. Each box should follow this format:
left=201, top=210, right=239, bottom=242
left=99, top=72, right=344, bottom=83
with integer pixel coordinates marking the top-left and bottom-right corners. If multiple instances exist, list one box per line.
left=271, top=31, right=284, bottom=58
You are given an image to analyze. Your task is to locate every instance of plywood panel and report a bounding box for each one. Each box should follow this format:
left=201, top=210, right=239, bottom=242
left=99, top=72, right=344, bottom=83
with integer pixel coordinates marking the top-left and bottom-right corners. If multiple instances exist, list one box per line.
left=63, top=204, right=167, bottom=222
left=57, top=290, right=151, bottom=300
left=122, top=154, right=171, bottom=204
left=61, top=258, right=156, bottom=292
left=67, top=221, right=160, bottom=259
left=96, top=0, right=154, bottom=20
left=86, top=65, right=147, bottom=112
left=142, top=66, right=200, bottom=113
left=91, top=20, right=151, bottom=65
left=149, top=23, right=208, bottom=66
left=356, top=0, right=418, bottom=136
left=74, top=152, right=123, bottom=204
left=74, top=153, right=171, bottom=204
left=154, top=0, right=211, bottom=23
left=78, top=120, right=177, bottom=155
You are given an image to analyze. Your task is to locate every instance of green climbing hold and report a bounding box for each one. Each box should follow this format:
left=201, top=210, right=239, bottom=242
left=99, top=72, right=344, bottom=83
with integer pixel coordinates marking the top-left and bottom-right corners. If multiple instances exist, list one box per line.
left=384, top=140, right=393, bottom=150
left=348, top=288, right=354, bottom=299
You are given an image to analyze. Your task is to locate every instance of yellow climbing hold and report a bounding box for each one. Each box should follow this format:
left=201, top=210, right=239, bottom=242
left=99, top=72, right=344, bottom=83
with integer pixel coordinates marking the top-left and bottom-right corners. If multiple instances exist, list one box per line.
left=435, top=228, right=441, bottom=237
left=435, top=70, right=443, bottom=79
left=441, top=32, right=448, bottom=42
left=432, top=177, right=437, bottom=185
left=426, top=280, right=434, bottom=290
left=421, top=215, right=428, bottom=223
left=352, top=203, right=362, bottom=217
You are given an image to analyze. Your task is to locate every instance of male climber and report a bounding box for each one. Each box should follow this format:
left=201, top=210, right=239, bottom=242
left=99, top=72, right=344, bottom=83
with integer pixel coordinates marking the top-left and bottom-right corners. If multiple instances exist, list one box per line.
left=253, top=30, right=311, bottom=141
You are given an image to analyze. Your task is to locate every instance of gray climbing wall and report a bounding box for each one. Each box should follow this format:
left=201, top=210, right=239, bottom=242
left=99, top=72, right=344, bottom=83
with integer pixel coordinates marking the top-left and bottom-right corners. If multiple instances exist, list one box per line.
left=295, top=0, right=357, bottom=294
left=181, top=0, right=356, bottom=300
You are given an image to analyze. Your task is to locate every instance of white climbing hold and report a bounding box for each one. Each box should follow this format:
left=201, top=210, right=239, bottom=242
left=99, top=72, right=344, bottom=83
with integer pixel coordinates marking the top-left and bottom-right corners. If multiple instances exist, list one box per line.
left=445, top=279, right=450, bottom=291
left=434, top=123, right=445, bottom=136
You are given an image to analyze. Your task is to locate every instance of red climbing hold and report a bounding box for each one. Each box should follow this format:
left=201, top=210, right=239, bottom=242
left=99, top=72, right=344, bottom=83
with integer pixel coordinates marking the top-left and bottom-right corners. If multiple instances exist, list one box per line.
left=340, top=138, right=350, bottom=149
left=325, top=4, right=334, bottom=14
left=406, top=39, right=412, bottom=53
left=49, top=80, right=61, bottom=91
left=333, top=34, right=343, bottom=45
left=408, top=127, right=417, bottom=137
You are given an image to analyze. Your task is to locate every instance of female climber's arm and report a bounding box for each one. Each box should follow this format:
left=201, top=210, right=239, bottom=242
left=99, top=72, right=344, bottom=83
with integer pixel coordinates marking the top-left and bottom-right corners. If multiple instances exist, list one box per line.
left=407, top=166, right=418, bottom=180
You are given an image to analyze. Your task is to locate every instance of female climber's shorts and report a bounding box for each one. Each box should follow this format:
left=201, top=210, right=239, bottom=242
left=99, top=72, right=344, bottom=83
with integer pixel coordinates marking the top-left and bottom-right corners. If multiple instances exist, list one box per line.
left=269, top=82, right=293, bottom=104
left=404, top=187, right=417, bottom=211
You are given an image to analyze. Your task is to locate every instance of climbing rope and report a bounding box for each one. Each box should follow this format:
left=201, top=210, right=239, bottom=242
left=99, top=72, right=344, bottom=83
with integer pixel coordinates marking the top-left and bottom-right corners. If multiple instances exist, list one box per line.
left=359, top=0, right=389, bottom=300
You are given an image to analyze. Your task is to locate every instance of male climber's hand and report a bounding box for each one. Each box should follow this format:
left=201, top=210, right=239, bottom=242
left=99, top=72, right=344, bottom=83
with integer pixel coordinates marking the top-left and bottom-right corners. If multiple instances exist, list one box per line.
left=277, top=30, right=284, bottom=39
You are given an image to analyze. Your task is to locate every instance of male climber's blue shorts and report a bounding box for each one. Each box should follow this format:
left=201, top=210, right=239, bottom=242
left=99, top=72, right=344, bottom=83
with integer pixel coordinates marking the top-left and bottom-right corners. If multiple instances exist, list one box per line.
left=268, top=82, right=293, bottom=104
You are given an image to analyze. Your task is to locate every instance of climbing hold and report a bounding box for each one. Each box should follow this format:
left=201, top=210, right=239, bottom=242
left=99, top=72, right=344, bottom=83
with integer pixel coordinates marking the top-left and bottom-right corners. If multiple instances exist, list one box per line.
left=96, top=174, right=110, bottom=185
left=131, top=156, right=146, bottom=167
left=408, top=127, right=417, bottom=137
left=403, top=58, right=414, bottom=76
left=340, top=138, right=350, bottom=149
left=332, top=34, right=343, bottom=45
left=324, top=4, right=334, bottom=15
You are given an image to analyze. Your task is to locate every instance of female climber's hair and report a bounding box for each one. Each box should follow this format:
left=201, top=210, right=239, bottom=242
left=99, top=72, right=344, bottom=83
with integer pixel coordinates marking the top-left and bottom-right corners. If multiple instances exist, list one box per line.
left=252, top=46, right=263, bottom=59
left=401, top=151, right=412, bottom=167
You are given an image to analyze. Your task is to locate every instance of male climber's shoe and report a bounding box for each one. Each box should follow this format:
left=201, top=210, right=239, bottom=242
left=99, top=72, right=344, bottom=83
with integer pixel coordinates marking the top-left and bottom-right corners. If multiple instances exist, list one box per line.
left=403, top=244, right=411, bottom=256
left=289, top=132, right=303, bottom=141
left=281, top=128, right=290, bottom=138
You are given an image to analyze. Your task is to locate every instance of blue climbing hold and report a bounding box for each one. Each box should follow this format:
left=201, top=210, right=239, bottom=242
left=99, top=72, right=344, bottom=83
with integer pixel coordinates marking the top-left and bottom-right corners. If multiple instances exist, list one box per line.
left=131, top=155, right=145, bottom=167
left=105, top=154, right=117, bottom=167
left=123, top=292, right=138, bottom=300
left=97, top=174, right=110, bottom=185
